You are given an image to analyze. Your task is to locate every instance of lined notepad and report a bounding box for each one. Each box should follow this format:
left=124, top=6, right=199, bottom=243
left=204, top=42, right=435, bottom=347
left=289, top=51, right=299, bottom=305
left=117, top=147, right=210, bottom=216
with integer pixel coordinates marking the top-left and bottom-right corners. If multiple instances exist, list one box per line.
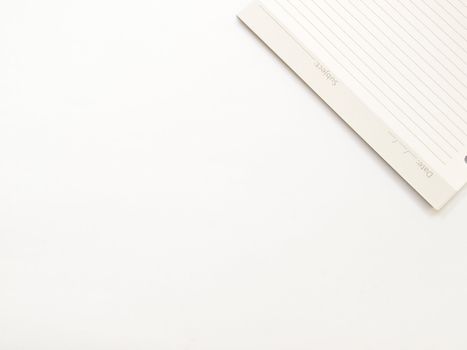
left=239, top=0, right=467, bottom=209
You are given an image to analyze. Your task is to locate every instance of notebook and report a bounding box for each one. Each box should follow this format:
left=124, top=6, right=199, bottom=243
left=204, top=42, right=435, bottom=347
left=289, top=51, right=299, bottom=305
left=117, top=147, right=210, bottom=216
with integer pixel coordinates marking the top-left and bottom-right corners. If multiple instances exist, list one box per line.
left=238, top=0, right=467, bottom=209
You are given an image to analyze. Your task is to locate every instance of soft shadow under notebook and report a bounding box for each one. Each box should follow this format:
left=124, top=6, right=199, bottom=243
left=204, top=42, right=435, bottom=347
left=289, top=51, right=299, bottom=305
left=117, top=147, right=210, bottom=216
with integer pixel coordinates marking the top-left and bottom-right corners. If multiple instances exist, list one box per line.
left=238, top=0, right=467, bottom=209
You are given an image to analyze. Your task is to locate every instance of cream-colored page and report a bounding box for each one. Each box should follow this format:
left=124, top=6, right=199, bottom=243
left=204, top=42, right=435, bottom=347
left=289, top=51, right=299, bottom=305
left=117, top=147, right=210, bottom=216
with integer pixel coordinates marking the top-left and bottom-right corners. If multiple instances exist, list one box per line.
left=260, top=0, right=467, bottom=190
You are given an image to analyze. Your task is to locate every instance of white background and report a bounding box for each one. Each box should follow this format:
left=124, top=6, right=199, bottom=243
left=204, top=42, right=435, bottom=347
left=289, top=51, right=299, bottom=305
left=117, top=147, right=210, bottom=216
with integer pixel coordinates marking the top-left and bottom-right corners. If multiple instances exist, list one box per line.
left=1, top=1, right=467, bottom=349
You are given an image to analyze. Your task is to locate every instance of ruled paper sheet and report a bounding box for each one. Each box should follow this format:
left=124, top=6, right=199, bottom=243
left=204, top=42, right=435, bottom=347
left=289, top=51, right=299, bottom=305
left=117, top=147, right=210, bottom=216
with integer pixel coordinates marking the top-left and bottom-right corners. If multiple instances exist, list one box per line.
left=258, top=0, right=467, bottom=186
